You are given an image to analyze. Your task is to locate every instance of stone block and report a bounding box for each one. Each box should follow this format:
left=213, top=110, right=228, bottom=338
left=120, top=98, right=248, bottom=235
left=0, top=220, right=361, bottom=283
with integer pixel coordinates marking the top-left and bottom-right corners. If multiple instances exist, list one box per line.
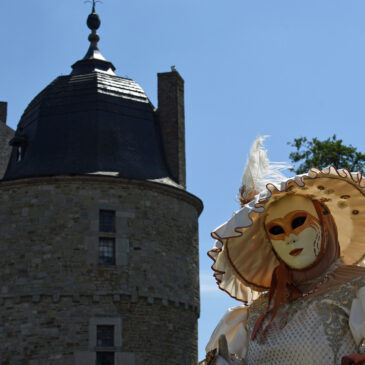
left=113, top=294, right=120, bottom=302
left=74, top=351, right=95, bottom=365
left=53, top=294, right=60, bottom=303
left=116, top=352, right=135, bottom=365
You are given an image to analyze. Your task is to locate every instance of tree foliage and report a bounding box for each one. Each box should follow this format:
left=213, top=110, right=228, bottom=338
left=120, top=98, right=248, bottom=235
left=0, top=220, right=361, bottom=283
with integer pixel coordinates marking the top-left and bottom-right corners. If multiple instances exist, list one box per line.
left=288, top=135, right=365, bottom=174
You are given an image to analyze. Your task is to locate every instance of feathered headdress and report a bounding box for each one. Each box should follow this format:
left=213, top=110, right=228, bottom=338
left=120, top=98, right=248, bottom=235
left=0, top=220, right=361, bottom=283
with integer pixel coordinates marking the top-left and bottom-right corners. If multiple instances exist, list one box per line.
left=239, top=136, right=292, bottom=206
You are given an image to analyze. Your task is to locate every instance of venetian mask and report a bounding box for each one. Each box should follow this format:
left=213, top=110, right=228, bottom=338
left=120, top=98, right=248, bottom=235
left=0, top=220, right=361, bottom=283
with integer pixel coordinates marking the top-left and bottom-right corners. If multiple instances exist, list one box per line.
left=265, top=195, right=323, bottom=270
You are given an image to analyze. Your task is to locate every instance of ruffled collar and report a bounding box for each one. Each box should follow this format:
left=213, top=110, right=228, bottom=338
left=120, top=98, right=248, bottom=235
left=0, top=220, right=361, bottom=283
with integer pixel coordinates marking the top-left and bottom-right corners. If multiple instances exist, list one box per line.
left=295, top=258, right=345, bottom=295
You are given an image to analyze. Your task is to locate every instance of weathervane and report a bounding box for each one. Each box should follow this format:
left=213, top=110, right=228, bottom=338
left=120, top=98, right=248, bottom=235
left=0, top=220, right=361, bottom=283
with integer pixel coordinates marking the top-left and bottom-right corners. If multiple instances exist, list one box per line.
left=84, top=0, right=102, bottom=13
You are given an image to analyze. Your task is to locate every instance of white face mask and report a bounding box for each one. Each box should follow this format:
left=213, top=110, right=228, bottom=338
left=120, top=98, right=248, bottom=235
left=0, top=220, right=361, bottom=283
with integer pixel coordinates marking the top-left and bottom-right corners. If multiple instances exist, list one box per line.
left=265, top=195, right=322, bottom=270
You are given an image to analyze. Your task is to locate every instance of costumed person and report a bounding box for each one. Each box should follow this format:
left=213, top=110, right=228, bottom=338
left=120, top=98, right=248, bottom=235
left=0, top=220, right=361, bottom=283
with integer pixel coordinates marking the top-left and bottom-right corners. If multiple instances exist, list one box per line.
left=202, top=137, right=365, bottom=365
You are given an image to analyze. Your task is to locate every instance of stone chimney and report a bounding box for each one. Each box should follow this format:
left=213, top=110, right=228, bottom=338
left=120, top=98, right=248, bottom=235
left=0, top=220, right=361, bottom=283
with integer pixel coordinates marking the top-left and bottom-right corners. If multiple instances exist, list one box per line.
left=157, top=69, right=186, bottom=188
left=0, top=102, right=7, bottom=124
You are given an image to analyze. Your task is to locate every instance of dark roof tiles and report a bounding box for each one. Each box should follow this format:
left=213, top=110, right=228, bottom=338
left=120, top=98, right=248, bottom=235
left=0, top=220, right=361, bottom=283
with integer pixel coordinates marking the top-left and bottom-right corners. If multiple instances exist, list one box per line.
left=4, top=72, right=176, bottom=187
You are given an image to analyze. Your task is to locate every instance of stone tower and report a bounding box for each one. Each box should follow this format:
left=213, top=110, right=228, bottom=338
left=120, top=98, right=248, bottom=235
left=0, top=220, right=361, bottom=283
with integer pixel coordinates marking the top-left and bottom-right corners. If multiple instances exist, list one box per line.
left=0, top=7, right=202, bottom=365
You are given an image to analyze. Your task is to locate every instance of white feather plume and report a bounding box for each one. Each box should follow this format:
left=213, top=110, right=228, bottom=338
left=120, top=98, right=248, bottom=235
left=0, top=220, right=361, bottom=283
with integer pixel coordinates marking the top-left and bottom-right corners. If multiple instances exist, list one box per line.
left=239, top=136, right=292, bottom=203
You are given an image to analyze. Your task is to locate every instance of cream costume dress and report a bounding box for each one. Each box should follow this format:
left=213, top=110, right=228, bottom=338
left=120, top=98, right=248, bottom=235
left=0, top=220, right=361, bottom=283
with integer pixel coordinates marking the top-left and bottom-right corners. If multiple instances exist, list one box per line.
left=205, top=163, right=365, bottom=365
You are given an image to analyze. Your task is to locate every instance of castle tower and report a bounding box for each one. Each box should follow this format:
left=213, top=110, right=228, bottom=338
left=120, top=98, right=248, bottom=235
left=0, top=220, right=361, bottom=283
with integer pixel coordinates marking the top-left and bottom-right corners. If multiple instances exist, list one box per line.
left=0, top=7, right=202, bottom=365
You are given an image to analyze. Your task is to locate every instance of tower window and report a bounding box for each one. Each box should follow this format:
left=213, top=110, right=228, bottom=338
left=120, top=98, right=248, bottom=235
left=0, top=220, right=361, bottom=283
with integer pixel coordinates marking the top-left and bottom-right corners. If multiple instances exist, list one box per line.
left=96, top=325, right=115, bottom=365
left=97, top=325, right=114, bottom=347
left=99, top=210, right=116, bottom=266
left=16, top=146, right=22, bottom=162
left=99, top=210, right=115, bottom=232
left=9, top=135, right=27, bottom=163
left=99, top=238, right=115, bottom=265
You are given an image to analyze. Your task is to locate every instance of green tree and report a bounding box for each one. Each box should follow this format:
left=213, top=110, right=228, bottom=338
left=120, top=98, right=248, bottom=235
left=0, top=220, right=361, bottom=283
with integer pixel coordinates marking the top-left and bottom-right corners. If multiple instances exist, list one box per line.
left=288, top=135, right=365, bottom=174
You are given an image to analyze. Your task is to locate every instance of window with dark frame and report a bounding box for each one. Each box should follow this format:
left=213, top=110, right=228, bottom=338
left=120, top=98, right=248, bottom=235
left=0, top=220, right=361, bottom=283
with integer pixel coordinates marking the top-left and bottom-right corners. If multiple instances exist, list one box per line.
left=99, top=210, right=115, bottom=233
left=99, top=210, right=116, bottom=266
left=98, top=238, right=115, bottom=265
left=97, top=325, right=114, bottom=347
left=96, top=325, right=115, bottom=365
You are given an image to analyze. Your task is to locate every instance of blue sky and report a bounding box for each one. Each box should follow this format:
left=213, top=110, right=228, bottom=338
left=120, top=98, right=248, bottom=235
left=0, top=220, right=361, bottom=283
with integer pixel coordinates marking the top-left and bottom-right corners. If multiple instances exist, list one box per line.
left=1, top=0, right=365, bottom=360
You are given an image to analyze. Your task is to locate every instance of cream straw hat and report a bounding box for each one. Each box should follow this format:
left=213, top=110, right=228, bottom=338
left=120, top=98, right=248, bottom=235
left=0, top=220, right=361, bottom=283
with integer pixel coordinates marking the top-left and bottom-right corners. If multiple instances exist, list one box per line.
left=209, top=163, right=365, bottom=304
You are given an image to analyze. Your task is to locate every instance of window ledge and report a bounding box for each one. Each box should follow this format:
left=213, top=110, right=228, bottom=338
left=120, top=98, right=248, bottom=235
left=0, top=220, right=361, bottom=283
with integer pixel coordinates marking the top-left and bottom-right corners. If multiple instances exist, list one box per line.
left=94, top=346, right=122, bottom=352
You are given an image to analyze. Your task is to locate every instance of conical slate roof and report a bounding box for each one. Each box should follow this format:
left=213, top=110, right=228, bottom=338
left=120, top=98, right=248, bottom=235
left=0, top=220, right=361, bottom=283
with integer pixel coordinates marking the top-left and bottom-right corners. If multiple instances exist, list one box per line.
left=4, top=8, right=175, bottom=186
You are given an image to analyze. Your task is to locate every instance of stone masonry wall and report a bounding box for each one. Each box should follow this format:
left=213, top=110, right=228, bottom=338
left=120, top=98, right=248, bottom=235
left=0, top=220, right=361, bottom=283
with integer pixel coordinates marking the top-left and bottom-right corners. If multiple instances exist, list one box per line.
left=0, top=295, right=197, bottom=365
left=0, top=176, right=202, bottom=364
left=0, top=122, right=14, bottom=179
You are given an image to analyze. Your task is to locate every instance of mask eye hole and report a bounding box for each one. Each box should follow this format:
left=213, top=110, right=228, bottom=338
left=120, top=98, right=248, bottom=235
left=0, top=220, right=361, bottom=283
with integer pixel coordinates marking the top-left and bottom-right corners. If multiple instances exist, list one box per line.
left=269, top=225, right=285, bottom=235
left=292, top=216, right=306, bottom=229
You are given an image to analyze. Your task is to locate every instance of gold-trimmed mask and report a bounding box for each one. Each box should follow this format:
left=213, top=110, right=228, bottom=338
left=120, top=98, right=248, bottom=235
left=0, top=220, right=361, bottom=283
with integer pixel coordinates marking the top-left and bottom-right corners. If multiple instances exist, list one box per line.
left=265, top=195, right=322, bottom=270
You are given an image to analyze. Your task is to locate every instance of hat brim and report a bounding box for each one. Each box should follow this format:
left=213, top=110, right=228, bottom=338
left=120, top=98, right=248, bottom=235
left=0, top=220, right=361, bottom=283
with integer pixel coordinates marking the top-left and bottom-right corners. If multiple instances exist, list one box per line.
left=209, top=167, right=365, bottom=303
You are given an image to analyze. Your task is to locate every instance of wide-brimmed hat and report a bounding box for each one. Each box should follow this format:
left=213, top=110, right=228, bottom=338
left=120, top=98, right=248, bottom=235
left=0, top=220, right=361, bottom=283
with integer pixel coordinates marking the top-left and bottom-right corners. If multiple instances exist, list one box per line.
left=209, top=166, right=365, bottom=303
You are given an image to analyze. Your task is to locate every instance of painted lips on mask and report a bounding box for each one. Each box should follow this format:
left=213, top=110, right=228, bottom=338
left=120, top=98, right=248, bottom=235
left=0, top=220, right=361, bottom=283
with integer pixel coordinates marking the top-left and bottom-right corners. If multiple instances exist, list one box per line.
left=290, top=248, right=303, bottom=256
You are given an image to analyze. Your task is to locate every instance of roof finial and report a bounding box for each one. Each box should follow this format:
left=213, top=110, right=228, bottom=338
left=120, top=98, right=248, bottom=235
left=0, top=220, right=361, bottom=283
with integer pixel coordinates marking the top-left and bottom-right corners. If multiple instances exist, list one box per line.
left=84, top=0, right=102, bottom=14
left=71, top=1, right=115, bottom=75
left=85, top=1, right=101, bottom=48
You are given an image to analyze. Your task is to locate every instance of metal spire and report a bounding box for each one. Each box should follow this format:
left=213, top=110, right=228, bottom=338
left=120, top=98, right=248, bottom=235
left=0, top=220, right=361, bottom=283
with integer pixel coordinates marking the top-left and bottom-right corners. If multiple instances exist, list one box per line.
left=71, top=1, right=115, bottom=75
left=86, top=4, right=101, bottom=49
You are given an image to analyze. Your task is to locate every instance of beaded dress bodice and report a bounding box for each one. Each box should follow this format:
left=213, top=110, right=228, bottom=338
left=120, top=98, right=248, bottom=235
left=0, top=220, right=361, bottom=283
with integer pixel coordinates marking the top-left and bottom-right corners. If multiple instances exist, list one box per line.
left=245, top=275, right=365, bottom=365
